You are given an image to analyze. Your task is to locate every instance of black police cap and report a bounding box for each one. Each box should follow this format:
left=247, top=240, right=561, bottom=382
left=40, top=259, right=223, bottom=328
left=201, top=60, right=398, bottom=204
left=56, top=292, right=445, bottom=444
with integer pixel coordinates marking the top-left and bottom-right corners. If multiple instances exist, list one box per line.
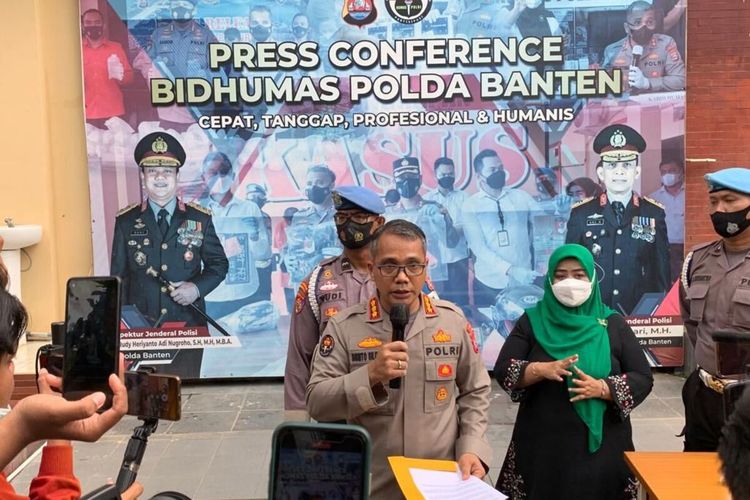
left=134, top=132, right=186, bottom=169
left=593, top=124, right=647, bottom=158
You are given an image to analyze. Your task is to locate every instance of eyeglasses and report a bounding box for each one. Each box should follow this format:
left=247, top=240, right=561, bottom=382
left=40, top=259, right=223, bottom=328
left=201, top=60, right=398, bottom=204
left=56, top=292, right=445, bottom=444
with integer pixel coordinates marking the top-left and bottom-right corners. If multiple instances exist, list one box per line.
left=376, top=263, right=426, bottom=277
left=334, top=212, right=375, bottom=225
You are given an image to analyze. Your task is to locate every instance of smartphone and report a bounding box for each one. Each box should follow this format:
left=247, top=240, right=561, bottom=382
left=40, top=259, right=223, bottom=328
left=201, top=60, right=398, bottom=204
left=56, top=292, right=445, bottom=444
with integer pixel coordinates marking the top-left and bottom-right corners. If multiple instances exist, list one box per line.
left=62, top=276, right=121, bottom=410
left=124, top=371, right=182, bottom=421
left=269, top=422, right=371, bottom=500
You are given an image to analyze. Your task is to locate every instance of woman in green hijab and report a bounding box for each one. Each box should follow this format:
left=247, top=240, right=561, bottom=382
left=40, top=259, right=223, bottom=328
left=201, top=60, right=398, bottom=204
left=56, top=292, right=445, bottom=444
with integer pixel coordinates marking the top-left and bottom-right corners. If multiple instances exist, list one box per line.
left=494, top=244, right=653, bottom=500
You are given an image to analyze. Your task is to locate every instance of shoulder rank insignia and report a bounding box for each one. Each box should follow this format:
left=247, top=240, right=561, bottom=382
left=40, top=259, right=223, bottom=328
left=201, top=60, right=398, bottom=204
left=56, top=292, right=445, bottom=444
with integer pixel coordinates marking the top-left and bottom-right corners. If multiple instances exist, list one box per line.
left=368, top=297, right=381, bottom=321
left=187, top=201, right=212, bottom=216
left=465, top=322, right=479, bottom=354
left=423, top=295, right=438, bottom=317
left=642, top=196, right=665, bottom=210
left=116, top=203, right=139, bottom=217
left=571, top=196, right=594, bottom=209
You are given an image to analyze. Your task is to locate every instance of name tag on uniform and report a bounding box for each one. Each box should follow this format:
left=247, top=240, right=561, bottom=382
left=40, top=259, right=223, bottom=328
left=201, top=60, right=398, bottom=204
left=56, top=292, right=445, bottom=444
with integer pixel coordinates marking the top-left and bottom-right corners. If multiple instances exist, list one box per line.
left=497, top=230, right=510, bottom=247
left=586, top=215, right=604, bottom=226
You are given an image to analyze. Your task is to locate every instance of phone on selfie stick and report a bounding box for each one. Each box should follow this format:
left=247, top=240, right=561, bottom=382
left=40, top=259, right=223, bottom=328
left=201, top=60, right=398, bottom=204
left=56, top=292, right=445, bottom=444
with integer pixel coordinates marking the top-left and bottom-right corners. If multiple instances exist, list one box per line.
left=269, top=422, right=371, bottom=500
left=62, top=276, right=121, bottom=411
left=81, top=368, right=184, bottom=500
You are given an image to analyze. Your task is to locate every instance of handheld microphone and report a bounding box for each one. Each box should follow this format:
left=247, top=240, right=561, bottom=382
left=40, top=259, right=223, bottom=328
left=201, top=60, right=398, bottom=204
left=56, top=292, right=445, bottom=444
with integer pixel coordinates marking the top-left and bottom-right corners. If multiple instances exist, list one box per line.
left=389, top=303, right=409, bottom=389
left=631, top=45, right=643, bottom=67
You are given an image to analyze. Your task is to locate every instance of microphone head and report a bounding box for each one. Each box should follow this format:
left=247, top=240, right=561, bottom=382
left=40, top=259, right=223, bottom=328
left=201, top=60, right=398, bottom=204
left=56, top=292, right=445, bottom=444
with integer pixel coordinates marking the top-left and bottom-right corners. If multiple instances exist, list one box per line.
left=632, top=45, right=643, bottom=57
left=390, top=303, right=409, bottom=328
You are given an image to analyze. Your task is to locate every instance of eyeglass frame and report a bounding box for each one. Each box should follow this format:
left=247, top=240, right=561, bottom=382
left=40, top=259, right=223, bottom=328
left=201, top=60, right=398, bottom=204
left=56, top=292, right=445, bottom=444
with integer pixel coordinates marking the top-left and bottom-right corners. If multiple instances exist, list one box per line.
left=375, top=263, right=427, bottom=278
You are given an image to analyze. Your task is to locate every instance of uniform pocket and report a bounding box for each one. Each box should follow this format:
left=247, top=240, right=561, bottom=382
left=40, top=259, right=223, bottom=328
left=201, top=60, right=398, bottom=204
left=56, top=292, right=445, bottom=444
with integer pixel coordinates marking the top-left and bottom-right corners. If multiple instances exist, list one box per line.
left=732, top=288, right=750, bottom=328
left=687, top=283, right=709, bottom=322
left=424, top=360, right=457, bottom=414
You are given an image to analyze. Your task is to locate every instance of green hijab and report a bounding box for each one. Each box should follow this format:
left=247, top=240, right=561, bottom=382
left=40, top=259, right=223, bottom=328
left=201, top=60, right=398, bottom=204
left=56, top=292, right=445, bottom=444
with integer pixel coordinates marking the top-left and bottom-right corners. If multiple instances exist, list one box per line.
left=527, top=244, right=615, bottom=453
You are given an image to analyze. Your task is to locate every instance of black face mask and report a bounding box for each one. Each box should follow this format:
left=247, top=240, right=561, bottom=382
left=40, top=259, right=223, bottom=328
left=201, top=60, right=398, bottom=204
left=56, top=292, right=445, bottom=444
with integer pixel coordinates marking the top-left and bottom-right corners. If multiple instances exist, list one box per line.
left=438, top=176, right=455, bottom=190
left=84, top=26, right=103, bottom=40
left=396, top=178, right=420, bottom=199
left=251, top=25, right=271, bottom=42
left=336, top=220, right=375, bottom=249
left=484, top=170, right=506, bottom=190
left=630, top=25, right=654, bottom=46
left=306, top=185, right=330, bottom=205
left=292, top=27, right=308, bottom=39
left=711, top=205, right=750, bottom=238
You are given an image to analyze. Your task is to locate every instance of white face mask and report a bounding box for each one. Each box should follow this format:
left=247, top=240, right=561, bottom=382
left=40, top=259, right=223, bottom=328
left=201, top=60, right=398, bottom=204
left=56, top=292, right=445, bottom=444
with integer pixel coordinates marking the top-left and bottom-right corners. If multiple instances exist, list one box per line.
left=551, top=277, right=593, bottom=307
left=661, top=173, right=680, bottom=187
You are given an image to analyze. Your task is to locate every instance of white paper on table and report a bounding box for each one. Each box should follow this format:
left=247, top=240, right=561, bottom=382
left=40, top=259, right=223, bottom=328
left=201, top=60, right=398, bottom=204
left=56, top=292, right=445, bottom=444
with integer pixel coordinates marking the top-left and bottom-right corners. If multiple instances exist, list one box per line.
left=408, top=467, right=508, bottom=500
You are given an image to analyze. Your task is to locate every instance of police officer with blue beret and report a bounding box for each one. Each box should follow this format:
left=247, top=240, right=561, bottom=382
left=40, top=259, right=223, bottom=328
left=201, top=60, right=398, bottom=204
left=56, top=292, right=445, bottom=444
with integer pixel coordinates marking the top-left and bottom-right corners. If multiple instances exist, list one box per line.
left=681, top=167, right=750, bottom=451
left=566, top=124, right=670, bottom=315
left=284, top=186, right=387, bottom=419
left=111, top=132, right=228, bottom=378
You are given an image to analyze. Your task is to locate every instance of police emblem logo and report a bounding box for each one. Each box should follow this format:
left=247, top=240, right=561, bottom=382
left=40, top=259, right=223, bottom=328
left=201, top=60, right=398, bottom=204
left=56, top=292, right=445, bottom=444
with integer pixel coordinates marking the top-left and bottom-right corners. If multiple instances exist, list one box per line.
left=385, top=0, right=432, bottom=24
left=432, top=330, right=451, bottom=343
left=437, top=364, right=453, bottom=378
left=323, top=269, right=334, bottom=279
left=319, top=334, right=335, bottom=357
left=728, top=222, right=740, bottom=234
left=609, top=130, right=626, bottom=149
left=152, top=136, right=168, bottom=154
left=357, top=337, right=382, bottom=348
left=324, top=307, right=338, bottom=318
left=435, top=385, right=449, bottom=401
left=342, top=0, right=377, bottom=28
left=134, top=251, right=147, bottom=267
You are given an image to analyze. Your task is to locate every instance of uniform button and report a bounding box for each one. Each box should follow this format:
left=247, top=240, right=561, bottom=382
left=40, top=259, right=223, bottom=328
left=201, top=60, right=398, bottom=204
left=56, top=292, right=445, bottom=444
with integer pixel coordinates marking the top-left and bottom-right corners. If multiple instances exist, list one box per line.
left=615, top=249, right=622, bottom=255
left=161, top=264, right=168, bottom=271
left=160, top=308, right=167, bottom=314
left=613, top=289, right=619, bottom=296
left=614, top=269, right=621, bottom=276
left=617, top=229, right=623, bottom=235
left=161, top=286, right=167, bottom=293
left=162, top=243, right=168, bottom=250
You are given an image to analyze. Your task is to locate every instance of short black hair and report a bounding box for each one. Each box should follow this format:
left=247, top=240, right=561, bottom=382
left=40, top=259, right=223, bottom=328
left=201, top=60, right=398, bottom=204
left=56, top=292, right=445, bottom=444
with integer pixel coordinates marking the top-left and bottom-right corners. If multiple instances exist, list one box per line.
left=249, top=5, right=272, bottom=17
left=308, top=164, right=336, bottom=185
left=81, top=8, right=103, bottom=23
left=660, top=157, right=684, bottom=171
left=434, top=157, right=454, bottom=172
left=473, top=149, right=499, bottom=173
left=719, top=388, right=750, bottom=500
left=202, top=152, right=233, bottom=177
left=370, top=219, right=426, bottom=258
left=0, top=287, right=28, bottom=358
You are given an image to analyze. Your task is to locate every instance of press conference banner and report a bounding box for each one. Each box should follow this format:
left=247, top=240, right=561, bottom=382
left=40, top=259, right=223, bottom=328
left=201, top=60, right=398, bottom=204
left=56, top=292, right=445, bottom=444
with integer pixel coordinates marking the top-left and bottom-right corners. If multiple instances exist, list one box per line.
left=81, top=0, right=687, bottom=379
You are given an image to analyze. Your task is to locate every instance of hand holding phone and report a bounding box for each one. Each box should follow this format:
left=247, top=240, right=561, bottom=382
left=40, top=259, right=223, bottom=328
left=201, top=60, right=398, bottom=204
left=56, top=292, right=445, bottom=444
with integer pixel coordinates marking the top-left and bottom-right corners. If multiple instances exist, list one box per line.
left=62, top=277, right=121, bottom=411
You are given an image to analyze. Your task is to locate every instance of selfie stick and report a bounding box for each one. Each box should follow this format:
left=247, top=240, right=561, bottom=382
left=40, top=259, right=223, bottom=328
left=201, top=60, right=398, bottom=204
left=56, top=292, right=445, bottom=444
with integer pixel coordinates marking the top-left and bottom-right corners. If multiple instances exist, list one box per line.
left=145, top=267, right=231, bottom=337
left=115, top=417, right=159, bottom=493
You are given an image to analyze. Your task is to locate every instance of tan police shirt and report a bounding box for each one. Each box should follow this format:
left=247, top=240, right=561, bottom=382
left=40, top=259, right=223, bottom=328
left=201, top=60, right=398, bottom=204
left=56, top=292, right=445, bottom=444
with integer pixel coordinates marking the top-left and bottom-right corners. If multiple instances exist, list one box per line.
left=306, top=294, right=492, bottom=499
left=681, top=240, right=750, bottom=375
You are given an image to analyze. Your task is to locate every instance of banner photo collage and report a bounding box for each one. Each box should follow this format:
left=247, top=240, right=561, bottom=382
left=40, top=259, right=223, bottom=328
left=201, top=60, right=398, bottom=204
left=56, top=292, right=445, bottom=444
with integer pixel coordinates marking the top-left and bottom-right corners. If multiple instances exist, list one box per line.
left=81, top=0, right=687, bottom=378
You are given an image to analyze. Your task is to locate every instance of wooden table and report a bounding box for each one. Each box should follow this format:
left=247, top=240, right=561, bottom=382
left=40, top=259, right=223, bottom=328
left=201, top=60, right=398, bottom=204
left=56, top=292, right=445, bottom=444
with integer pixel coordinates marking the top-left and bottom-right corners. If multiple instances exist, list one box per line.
left=624, top=452, right=730, bottom=500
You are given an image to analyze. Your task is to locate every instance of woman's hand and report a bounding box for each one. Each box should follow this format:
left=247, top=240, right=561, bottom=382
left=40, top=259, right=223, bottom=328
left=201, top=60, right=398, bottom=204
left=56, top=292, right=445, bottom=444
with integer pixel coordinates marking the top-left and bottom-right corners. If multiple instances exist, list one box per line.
left=535, top=355, right=578, bottom=382
left=569, top=366, right=610, bottom=402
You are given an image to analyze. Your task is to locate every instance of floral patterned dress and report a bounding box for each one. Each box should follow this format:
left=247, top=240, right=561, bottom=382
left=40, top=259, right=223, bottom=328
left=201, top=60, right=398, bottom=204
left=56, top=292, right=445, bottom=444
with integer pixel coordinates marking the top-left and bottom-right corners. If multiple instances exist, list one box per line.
left=494, top=313, right=653, bottom=500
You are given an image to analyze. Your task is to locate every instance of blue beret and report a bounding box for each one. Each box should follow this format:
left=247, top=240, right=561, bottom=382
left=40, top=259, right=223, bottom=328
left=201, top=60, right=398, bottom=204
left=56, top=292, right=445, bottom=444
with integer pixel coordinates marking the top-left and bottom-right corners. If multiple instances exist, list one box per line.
left=332, top=186, right=385, bottom=215
left=705, top=167, right=750, bottom=194
left=245, top=183, right=266, bottom=195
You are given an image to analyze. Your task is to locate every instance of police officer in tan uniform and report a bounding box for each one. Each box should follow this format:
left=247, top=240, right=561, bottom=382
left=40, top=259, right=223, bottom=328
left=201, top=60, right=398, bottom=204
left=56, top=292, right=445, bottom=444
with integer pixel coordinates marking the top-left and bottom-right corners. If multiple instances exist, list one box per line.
left=284, top=186, right=386, bottom=419
left=307, top=220, right=491, bottom=499
left=681, top=167, right=750, bottom=451
left=603, top=0, right=685, bottom=93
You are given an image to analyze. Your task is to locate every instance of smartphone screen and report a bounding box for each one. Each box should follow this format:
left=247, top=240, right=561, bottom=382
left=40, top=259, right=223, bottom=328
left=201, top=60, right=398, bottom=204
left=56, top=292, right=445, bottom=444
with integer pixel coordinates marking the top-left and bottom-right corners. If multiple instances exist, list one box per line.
left=270, top=423, right=370, bottom=500
left=125, top=371, right=182, bottom=421
left=63, top=277, right=121, bottom=409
